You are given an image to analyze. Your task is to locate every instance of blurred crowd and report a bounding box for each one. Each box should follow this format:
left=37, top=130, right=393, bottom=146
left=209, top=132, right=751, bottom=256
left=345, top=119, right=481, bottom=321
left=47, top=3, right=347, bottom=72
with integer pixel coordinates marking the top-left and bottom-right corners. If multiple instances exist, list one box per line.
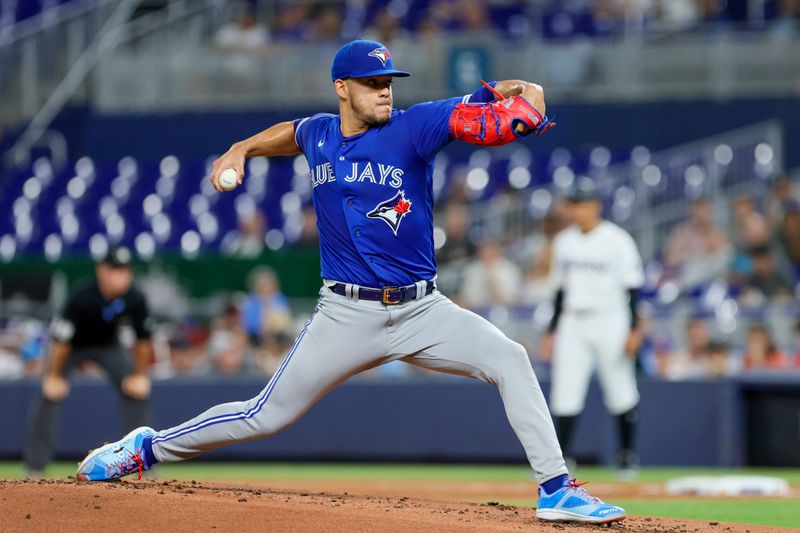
left=658, top=175, right=800, bottom=300
left=431, top=172, right=800, bottom=379
left=168, top=266, right=295, bottom=378
left=4, top=0, right=799, bottom=38
left=640, top=316, right=800, bottom=380
left=1, top=172, right=798, bottom=383
left=437, top=173, right=800, bottom=303
left=0, top=264, right=297, bottom=380
left=208, top=0, right=800, bottom=53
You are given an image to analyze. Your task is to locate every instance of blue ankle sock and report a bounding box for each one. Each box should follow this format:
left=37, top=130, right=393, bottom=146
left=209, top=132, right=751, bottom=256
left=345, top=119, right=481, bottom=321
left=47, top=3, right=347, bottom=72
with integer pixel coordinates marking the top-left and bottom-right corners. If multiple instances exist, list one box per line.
left=541, top=474, right=568, bottom=495
left=142, top=435, right=158, bottom=468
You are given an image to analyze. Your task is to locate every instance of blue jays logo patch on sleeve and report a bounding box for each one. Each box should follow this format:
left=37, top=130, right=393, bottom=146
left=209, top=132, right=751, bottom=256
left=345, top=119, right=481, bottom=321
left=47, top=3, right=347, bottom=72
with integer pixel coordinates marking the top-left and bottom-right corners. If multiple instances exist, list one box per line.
left=367, top=190, right=412, bottom=236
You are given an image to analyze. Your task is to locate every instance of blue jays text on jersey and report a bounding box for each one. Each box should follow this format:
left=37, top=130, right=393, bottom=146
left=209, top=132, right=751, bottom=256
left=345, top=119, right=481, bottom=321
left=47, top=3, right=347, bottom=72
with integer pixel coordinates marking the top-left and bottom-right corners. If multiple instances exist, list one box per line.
left=310, top=161, right=404, bottom=189
left=294, top=83, right=497, bottom=288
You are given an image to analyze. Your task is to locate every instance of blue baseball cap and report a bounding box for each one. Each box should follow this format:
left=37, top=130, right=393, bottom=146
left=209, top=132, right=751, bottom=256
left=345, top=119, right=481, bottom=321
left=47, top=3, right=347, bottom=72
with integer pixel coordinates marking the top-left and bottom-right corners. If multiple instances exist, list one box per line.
left=331, top=39, right=411, bottom=82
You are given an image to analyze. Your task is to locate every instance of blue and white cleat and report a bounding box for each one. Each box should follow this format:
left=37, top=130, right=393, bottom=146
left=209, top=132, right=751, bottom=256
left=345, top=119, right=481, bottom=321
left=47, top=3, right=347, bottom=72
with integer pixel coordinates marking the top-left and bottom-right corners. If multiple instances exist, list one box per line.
left=76, top=426, right=155, bottom=481
left=536, top=478, right=626, bottom=524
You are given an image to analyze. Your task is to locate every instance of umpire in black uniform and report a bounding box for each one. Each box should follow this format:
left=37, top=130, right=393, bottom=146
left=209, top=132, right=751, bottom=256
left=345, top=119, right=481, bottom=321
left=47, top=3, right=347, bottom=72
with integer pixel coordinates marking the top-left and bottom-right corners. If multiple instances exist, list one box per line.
left=25, top=246, right=152, bottom=475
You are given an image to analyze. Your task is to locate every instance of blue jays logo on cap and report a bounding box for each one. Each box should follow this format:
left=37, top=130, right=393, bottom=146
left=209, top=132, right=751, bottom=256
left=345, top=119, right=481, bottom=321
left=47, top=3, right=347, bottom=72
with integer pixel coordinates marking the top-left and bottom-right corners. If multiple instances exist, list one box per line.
left=367, top=191, right=412, bottom=235
left=331, top=39, right=411, bottom=81
left=368, top=48, right=390, bottom=67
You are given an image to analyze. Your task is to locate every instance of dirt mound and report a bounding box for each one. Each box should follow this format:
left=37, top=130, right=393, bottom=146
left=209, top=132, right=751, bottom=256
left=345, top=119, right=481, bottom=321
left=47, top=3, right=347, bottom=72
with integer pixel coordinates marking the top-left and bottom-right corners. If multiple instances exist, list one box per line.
left=0, top=479, right=790, bottom=533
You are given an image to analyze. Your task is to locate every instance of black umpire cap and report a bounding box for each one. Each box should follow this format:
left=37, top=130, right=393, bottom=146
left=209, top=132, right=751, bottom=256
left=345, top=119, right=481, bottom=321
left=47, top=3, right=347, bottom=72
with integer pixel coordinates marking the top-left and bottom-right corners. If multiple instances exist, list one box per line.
left=566, top=177, right=601, bottom=202
left=99, top=246, right=133, bottom=268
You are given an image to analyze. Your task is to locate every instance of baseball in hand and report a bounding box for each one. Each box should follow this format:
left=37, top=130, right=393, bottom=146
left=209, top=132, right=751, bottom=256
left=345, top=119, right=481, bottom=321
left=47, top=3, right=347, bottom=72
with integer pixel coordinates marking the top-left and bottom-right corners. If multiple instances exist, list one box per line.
left=218, top=167, right=239, bottom=191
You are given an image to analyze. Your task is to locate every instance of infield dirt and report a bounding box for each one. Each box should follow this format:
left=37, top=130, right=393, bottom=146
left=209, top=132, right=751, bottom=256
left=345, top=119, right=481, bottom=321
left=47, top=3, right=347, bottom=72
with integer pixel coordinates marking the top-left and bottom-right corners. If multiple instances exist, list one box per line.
left=1, top=478, right=795, bottom=533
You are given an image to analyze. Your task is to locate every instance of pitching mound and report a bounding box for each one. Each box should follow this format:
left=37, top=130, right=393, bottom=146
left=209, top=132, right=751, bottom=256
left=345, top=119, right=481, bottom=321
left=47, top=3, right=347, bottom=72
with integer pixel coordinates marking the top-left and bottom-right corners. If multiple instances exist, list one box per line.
left=0, top=479, right=790, bottom=533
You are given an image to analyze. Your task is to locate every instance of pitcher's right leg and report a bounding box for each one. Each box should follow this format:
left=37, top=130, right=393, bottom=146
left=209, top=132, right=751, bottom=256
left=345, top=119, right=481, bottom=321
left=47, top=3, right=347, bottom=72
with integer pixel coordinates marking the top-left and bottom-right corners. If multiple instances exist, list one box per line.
left=77, top=290, right=390, bottom=479
left=150, top=295, right=389, bottom=462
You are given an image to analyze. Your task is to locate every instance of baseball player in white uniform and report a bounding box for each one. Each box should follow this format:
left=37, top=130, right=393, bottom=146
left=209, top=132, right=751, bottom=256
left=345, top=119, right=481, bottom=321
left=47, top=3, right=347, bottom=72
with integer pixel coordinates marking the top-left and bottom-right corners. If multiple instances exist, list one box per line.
left=541, top=178, right=644, bottom=476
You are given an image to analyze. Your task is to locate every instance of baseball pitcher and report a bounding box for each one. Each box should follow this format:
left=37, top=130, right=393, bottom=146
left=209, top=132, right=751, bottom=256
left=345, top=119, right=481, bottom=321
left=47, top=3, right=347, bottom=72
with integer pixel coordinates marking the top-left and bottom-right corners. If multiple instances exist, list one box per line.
left=76, top=39, right=624, bottom=524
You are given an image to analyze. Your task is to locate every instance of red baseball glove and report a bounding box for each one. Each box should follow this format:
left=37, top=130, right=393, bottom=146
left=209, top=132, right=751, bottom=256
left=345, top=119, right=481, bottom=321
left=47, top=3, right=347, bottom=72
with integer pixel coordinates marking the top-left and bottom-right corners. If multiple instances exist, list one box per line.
left=449, top=80, right=555, bottom=146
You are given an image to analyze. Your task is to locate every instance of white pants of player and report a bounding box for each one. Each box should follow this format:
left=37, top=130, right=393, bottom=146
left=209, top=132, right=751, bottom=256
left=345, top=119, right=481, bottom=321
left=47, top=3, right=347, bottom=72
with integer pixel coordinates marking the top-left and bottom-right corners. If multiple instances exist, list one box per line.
left=150, top=285, right=567, bottom=484
left=550, top=310, right=639, bottom=417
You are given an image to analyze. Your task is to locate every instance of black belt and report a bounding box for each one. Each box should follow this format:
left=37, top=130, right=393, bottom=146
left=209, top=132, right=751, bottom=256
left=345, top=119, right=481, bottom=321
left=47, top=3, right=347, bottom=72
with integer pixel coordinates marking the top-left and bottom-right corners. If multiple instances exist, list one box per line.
left=329, top=280, right=435, bottom=305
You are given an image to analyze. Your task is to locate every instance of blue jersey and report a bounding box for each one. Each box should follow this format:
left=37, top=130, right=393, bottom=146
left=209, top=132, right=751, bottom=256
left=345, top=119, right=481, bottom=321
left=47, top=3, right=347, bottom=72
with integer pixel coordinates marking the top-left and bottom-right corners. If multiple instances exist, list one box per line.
left=294, top=83, right=497, bottom=288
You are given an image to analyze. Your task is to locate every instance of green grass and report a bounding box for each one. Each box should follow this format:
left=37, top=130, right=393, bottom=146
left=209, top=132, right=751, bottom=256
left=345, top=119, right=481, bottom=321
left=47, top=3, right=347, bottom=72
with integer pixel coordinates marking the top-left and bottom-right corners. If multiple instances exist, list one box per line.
left=6, top=462, right=799, bottom=484
left=617, top=500, right=800, bottom=529
left=3, top=462, right=799, bottom=528
left=1, top=461, right=537, bottom=481
left=574, top=466, right=800, bottom=486
left=502, top=498, right=800, bottom=529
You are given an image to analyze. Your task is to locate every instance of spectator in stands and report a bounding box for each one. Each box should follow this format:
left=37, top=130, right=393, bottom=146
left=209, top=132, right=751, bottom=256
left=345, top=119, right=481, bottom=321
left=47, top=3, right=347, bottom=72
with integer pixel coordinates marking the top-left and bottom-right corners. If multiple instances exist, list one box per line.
left=364, top=5, right=411, bottom=46
left=437, top=202, right=475, bottom=264
left=662, top=197, right=731, bottom=289
left=639, top=333, right=674, bottom=378
left=794, top=319, right=800, bottom=363
left=770, top=0, right=800, bottom=39
left=428, top=0, right=457, bottom=30
left=417, top=16, right=446, bottom=43
left=427, top=0, right=492, bottom=34
left=739, top=244, right=793, bottom=304
left=434, top=202, right=475, bottom=297
left=273, top=3, right=312, bottom=40
left=509, top=202, right=567, bottom=265
left=459, top=238, right=523, bottom=308
left=650, top=0, right=703, bottom=32
left=17, top=319, right=45, bottom=376
left=663, top=315, right=711, bottom=380
left=0, top=319, right=45, bottom=379
left=741, top=323, right=791, bottom=370
left=204, top=302, right=251, bottom=376
left=590, top=0, right=626, bottom=37
left=241, top=267, right=293, bottom=374
left=307, top=5, right=343, bottom=42
left=214, top=8, right=269, bottom=52
left=731, top=193, right=770, bottom=250
left=727, top=194, right=771, bottom=292
left=0, top=318, right=32, bottom=379
left=457, top=0, right=493, bottom=33
left=168, top=321, right=209, bottom=377
left=766, top=174, right=800, bottom=228
left=520, top=213, right=566, bottom=305
left=137, top=266, right=191, bottom=323
left=231, top=207, right=267, bottom=258
left=0, top=348, right=23, bottom=379
left=296, top=205, right=320, bottom=248
left=706, top=339, right=733, bottom=378
left=776, top=198, right=800, bottom=273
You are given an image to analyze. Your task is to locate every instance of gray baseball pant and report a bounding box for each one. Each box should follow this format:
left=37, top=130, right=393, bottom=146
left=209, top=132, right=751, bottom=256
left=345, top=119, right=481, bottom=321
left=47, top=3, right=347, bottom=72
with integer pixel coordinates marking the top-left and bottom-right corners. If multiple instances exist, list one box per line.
left=151, top=285, right=567, bottom=483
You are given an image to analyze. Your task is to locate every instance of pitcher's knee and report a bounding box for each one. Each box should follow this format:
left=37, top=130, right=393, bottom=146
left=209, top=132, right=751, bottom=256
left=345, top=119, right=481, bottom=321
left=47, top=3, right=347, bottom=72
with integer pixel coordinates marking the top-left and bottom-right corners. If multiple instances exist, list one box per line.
left=503, top=341, right=533, bottom=368
left=249, top=407, right=302, bottom=438
left=492, top=341, right=536, bottom=378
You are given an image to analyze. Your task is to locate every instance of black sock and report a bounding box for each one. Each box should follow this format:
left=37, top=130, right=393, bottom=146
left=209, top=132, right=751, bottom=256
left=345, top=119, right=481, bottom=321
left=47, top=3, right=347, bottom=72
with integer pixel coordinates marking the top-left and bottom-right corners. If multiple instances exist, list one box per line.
left=555, top=415, right=579, bottom=457
left=616, top=405, right=639, bottom=456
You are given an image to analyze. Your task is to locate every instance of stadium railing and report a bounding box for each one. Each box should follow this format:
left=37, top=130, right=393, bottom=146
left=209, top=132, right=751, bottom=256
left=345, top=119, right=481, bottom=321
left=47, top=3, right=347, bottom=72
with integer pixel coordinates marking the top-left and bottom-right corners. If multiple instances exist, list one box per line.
left=3, top=0, right=233, bottom=168
left=0, top=0, right=114, bottom=127
left=435, top=120, right=784, bottom=262
left=92, top=31, right=800, bottom=112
